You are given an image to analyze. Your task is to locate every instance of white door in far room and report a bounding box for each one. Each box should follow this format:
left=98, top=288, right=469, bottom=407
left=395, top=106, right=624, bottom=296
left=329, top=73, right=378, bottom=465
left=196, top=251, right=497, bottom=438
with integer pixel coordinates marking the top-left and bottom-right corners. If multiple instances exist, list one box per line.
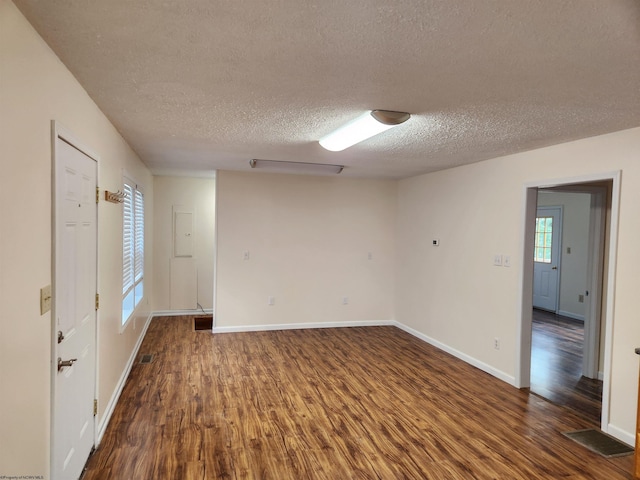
left=53, top=132, right=98, bottom=480
left=532, top=207, right=562, bottom=312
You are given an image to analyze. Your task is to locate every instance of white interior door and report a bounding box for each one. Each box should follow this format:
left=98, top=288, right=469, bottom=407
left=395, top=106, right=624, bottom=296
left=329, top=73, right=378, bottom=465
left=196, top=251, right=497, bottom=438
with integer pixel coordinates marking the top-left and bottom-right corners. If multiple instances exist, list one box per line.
left=532, top=207, right=562, bottom=312
left=53, top=133, right=97, bottom=479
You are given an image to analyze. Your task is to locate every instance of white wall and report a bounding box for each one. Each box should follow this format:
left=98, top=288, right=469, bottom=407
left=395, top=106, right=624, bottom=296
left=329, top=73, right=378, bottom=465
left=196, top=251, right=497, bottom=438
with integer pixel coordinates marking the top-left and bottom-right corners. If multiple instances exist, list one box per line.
left=152, top=175, right=216, bottom=311
left=215, top=171, right=396, bottom=329
left=537, top=191, right=591, bottom=320
left=0, top=1, right=153, bottom=476
left=396, top=127, right=640, bottom=443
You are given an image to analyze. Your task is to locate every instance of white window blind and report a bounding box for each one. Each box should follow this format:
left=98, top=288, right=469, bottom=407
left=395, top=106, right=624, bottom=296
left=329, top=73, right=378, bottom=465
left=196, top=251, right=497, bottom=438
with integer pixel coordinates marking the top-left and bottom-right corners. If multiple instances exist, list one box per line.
left=122, top=183, right=134, bottom=295
left=134, top=189, right=144, bottom=282
left=122, top=178, right=144, bottom=325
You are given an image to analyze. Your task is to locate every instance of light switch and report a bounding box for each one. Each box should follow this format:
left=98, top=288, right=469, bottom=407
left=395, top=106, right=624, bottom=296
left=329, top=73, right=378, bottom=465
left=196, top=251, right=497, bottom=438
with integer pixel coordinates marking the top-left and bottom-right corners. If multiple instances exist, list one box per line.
left=503, top=255, right=511, bottom=267
left=493, top=254, right=503, bottom=266
left=40, top=285, right=52, bottom=315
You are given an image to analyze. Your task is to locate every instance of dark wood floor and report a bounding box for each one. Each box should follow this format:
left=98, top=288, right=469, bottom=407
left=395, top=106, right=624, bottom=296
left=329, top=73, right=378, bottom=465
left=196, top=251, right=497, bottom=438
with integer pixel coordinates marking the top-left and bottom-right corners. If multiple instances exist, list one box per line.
left=83, top=316, right=633, bottom=479
left=531, top=308, right=603, bottom=425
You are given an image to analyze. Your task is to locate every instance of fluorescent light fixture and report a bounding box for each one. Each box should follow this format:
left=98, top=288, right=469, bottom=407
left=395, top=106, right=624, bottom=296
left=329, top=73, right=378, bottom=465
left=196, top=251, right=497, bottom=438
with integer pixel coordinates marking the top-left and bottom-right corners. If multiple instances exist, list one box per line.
left=249, top=159, right=344, bottom=175
left=319, top=110, right=411, bottom=152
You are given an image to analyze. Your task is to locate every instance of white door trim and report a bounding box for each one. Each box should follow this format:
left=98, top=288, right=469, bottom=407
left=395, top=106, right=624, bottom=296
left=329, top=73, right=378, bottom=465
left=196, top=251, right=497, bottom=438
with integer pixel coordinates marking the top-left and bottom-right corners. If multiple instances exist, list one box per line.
left=51, top=120, right=100, bottom=475
left=516, top=170, right=621, bottom=436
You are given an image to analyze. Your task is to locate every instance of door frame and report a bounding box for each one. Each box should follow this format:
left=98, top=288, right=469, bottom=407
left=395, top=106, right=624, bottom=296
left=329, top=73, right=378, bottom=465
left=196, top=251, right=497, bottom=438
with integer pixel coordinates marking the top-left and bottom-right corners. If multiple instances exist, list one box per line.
left=516, top=171, right=621, bottom=435
left=50, top=121, right=101, bottom=473
left=532, top=205, right=563, bottom=313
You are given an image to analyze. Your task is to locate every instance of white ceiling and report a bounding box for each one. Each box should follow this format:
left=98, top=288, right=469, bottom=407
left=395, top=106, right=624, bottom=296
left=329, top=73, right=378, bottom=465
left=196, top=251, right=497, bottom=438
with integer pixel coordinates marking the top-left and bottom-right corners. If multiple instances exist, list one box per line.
left=14, top=0, right=640, bottom=179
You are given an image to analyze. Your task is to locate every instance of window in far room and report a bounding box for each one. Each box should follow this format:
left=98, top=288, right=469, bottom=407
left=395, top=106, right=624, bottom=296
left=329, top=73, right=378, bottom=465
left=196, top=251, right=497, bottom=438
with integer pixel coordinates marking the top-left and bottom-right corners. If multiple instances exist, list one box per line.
left=534, top=216, right=553, bottom=263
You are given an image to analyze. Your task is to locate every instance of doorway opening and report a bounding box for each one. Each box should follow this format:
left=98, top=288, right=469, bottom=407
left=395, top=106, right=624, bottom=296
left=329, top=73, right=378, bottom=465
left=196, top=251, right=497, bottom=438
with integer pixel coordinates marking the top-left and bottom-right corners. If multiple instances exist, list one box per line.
left=518, top=172, right=620, bottom=435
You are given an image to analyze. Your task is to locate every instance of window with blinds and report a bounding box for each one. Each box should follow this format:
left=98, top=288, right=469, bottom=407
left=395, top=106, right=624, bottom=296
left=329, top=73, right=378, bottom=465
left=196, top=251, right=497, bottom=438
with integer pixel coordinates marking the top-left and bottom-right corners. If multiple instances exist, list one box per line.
left=122, top=178, right=144, bottom=325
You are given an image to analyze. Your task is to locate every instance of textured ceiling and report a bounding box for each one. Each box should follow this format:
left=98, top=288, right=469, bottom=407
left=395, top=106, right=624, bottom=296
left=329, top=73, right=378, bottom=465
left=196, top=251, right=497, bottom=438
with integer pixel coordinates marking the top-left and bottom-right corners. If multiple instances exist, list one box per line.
left=14, top=0, right=640, bottom=179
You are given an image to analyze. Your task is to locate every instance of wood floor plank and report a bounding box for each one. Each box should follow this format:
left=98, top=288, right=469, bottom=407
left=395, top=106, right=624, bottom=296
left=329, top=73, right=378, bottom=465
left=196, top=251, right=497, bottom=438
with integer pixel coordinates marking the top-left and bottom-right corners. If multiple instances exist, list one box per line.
left=82, top=316, right=633, bottom=479
left=531, top=308, right=603, bottom=425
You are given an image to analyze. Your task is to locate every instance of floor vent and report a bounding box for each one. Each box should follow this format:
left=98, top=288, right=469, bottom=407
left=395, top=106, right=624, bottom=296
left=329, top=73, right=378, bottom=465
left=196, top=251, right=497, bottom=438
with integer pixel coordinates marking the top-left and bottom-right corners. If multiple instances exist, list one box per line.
left=139, top=354, right=154, bottom=364
left=194, top=315, right=213, bottom=331
left=563, top=429, right=634, bottom=457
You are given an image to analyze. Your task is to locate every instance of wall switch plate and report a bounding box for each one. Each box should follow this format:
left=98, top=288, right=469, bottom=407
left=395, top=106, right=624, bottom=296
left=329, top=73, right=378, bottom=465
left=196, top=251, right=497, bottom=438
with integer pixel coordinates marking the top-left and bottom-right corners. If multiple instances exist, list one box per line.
left=268, top=296, right=275, bottom=306
left=243, top=251, right=250, bottom=260
left=342, top=297, right=349, bottom=305
left=493, top=254, right=503, bottom=266
left=367, top=252, right=373, bottom=260
left=503, top=255, right=511, bottom=267
left=40, top=285, right=52, bottom=315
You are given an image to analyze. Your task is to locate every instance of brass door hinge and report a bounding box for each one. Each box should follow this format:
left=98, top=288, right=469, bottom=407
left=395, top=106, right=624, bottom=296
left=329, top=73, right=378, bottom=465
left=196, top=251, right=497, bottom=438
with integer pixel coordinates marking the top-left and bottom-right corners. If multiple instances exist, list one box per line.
left=93, top=399, right=98, bottom=416
left=96, top=187, right=100, bottom=203
left=95, top=293, right=100, bottom=310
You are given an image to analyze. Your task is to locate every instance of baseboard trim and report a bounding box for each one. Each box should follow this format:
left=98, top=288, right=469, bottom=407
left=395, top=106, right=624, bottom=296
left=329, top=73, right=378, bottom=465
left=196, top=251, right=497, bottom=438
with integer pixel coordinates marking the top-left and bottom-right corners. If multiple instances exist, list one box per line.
left=212, top=319, right=395, bottom=334
left=605, top=423, right=635, bottom=447
left=394, top=322, right=516, bottom=387
left=96, top=312, right=153, bottom=444
left=153, top=308, right=214, bottom=317
left=557, top=310, right=585, bottom=322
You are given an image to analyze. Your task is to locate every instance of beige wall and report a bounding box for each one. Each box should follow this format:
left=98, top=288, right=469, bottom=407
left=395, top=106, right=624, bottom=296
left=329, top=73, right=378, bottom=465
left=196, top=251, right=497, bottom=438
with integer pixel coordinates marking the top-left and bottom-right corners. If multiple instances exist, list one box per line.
left=0, top=1, right=153, bottom=476
left=396, top=126, right=640, bottom=443
left=537, top=191, right=591, bottom=319
left=152, top=175, right=216, bottom=310
left=215, top=171, right=396, bottom=328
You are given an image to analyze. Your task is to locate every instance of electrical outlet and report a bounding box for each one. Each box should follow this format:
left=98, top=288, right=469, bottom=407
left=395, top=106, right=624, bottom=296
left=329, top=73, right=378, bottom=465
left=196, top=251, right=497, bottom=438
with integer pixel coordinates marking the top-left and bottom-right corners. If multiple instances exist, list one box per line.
left=432, top=239, right=440, bottom=246
left=367, top=252, right=373, bottom=260
left=243, top=251, right=250, bottom=260
left=342, top=297, right=349, bottom=305
left=40, top=285, right=52, bottom=315
left=494, top=338, right=500, bottom=350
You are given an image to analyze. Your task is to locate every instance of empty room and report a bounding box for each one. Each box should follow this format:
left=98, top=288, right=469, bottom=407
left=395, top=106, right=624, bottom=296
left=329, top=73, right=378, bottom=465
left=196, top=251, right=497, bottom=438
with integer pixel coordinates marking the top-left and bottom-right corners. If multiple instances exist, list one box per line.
left=1, top=0, right=640, bottom=479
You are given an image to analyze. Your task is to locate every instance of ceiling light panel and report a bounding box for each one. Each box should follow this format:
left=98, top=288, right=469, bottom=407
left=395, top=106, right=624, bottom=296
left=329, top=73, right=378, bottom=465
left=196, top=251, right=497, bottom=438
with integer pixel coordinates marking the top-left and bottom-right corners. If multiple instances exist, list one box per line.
left=319, top=110, right=411, bottom=152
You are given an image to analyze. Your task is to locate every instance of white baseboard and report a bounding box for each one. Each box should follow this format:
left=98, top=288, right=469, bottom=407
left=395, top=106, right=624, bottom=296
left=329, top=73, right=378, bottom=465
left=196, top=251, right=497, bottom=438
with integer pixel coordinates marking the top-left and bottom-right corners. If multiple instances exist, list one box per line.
left=213, top=319, right=395, bottom=334
left=557, top=310, right=585, bottom=322
left=605, top=423, right=635, bottom=447
left=96, top=312, right=153, bottom=444
left=393, top=322, right=516, bottom=387
left=153, top=308, right=213, bottom=317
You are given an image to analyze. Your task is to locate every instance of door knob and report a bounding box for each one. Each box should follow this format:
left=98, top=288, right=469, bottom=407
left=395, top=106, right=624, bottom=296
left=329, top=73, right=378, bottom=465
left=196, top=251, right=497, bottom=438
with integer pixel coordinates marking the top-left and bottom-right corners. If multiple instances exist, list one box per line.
left=551, top=266, right=558, bottom=270
left=58, top=357, right=78, bottom=372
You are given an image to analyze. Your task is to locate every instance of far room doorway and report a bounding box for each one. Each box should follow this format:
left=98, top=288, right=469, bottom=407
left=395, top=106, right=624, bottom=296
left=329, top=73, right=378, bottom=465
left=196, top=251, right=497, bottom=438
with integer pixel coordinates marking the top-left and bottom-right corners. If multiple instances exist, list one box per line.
left=518, top=173, right=618, bottom=434
left=531, top=185, right=608, bottom=425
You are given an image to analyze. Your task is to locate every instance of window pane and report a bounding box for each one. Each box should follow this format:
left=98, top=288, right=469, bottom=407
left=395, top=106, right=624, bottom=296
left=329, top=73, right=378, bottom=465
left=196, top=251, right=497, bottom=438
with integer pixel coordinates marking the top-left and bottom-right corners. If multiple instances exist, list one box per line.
left=123, top=180, right=145, bottom=326
left=534, top=216, right=553, bottom=264
left=134, top=280, right=143, bottom=308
